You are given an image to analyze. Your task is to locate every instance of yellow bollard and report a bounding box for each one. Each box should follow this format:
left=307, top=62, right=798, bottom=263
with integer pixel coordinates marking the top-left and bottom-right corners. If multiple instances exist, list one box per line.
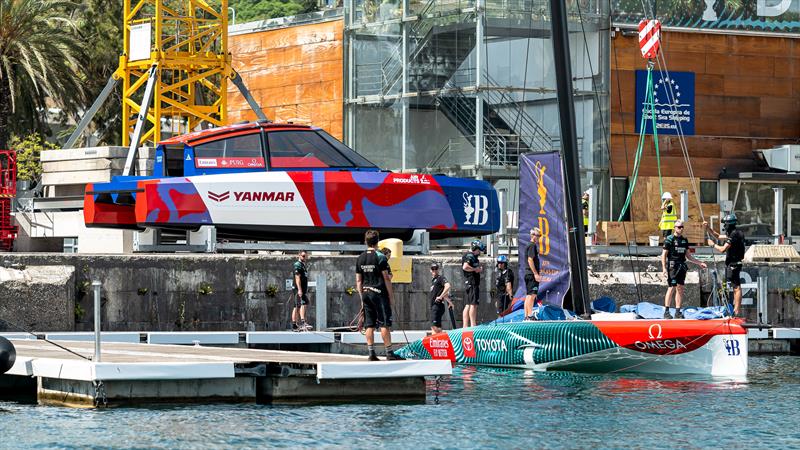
left=378, top=238, right=412, bottom=283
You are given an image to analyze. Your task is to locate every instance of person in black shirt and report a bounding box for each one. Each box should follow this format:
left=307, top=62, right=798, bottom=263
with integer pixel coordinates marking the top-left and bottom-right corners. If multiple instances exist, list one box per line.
left=429, top=262, right=452, bottom=333
left=524, top=228, right=542, bottom=320
left=356, top=229, right=402, bottom=361
left=291, top=250, right=312, bottom=331
left=462, top=239, right=484, bottom=328
left=380, top=247, right=393, bottom=280
left=705, top=214, right=747, bottom=317
left=495, top=255, right=514, bottom=315
left=661, top=220, right=706, bottom=319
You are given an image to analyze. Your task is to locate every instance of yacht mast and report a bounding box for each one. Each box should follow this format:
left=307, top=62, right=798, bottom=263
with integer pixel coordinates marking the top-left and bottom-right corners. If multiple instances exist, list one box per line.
left=548, top=0, right=590, bottom=315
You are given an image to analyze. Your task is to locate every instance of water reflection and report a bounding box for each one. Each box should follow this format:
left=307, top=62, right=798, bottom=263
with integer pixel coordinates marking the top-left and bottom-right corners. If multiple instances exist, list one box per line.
left=0, top=357, right=798, bottom=449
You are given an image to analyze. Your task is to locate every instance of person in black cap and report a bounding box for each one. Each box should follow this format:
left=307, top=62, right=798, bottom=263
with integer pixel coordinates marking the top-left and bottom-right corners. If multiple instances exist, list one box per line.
left=356, top=229, right=403, bottom=361
left=462, top=239, right=485, bottom=328
left=429, top=262, right=452, bottom=333
left=524, top=228, right=542, bottom=320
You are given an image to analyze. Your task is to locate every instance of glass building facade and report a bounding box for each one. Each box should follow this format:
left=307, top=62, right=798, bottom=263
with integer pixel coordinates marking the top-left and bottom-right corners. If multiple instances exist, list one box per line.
left=342, top=0, right=612, bottom=219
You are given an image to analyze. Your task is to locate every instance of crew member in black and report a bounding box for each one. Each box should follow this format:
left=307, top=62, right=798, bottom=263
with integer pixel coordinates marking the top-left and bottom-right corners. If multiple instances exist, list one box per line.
left=524, top=228, right=542, bottom=320
left=462, top=239, right=484, bottom=328
left=661, top=220, right=706, bottom=319
left=705, top=214, right=747, bottom=317
left=495, top=255, right=514, bottom=315
left=380, top=247, right=393, bottom=280
left=356, top=229, right=403, bottom=361
left=429, top=262, right=452, bottom=333
left=291, top=250, right=312, bottom=331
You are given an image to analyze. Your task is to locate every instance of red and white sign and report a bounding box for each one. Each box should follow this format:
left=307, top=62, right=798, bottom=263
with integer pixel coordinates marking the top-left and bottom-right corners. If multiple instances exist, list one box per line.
left=422, top=333, right=456, bottom=363
left=461, top=331, right=476, bottom=358
left=195, top=157, right=265, bottom=169
left=638, top=19, right=661, bottom=59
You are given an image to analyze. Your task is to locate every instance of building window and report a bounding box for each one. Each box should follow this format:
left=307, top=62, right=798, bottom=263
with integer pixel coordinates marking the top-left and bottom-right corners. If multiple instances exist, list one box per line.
left=267, top=130, right=358, bottom=168
left=610, top=177, right=630, bottom=221
left=63, top=238, right=78, bottom=253
left=700, top=180, right=719, bottom=204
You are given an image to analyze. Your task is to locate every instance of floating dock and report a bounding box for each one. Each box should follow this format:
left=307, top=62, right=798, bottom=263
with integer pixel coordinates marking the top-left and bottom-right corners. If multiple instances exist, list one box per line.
left=1, top=339, right=451, bottom=407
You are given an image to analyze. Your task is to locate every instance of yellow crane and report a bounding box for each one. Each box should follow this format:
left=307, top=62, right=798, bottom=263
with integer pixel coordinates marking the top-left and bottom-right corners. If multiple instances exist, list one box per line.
left=66, top=0, right=265, bottom=174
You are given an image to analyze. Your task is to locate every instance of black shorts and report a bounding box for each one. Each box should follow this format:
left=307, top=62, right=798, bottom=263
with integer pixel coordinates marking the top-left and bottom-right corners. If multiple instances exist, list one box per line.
left=524, top=274, right=539, bottom=295
left=294, top=292, right=309, bottom=306
left=726, top=263, right=743, bottom=288
left=667, top=262, right=687, bottom=286
left=662, top=229, right=672, bottom=238
left=431, top=301, right=445, bottom=327
left=362, top=290, right=392, bottom=329
left=465, top=284, right=480, bottom=305
left=496, top=293, right=512, bottom=312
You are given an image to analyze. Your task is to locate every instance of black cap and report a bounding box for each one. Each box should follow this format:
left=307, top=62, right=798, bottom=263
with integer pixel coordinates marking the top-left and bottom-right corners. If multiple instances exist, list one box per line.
left=430, top=262, right=439, bottom=269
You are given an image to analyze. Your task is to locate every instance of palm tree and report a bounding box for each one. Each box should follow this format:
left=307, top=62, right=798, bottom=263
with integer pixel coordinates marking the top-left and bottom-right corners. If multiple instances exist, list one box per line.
left=0, top=0, right=86, bottom=149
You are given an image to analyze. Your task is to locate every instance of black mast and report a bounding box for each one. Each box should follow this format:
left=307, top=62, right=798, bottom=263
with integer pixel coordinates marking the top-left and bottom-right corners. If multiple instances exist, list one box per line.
left=548, top=0, right=590, bottom=316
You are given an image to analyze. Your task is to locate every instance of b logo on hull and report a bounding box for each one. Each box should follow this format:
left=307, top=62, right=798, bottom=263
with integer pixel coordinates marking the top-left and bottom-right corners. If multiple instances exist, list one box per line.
left=463, top=193, right=489, bottom=226
left=724, top=338, right=741, bottom=356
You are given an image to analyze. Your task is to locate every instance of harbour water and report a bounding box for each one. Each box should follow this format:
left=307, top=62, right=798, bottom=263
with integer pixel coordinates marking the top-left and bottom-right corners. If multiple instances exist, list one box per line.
left=1, top=356, right=799, bottom=449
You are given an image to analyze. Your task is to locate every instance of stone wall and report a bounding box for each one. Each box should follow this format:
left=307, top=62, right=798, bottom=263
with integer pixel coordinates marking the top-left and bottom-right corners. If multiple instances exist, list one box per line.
left=0, top=265, right=75, bottom=332
left=0, top=254, right=798, bottom=331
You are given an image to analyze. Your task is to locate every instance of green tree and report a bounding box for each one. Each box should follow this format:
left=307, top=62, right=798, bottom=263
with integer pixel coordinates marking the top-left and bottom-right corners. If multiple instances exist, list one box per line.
left=71, top=0, right=124, bottom=146
left=229, top=0, right=318, bottom=24
left=9, top=133, right=58, bottom=181
left=0, top=0, right=87, bottom=149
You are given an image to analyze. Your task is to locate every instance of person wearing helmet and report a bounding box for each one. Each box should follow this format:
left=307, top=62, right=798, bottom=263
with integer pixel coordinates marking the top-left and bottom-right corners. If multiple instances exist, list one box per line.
left=704, top=214, right=746, bottom=317
left=461, top=239, right=484, bottom=327
left=582, top=192, right=590, bottom=235
left=429, top=262, right=452, bottom=333
left=661, top=220, right=707, bottom=319
left=495, top=255, right=515, bottom=315
left=524, top=228, right=542, bottom=320
left=659, top=192, right=677, bottom=239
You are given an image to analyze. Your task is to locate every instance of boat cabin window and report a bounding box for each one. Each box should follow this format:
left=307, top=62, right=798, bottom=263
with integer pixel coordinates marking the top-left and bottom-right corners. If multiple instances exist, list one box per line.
left=163, top=144, right=185, bottom=176
left=193, top=133, right=265, bottom=169
left=267, top=130, right=377, bottom=169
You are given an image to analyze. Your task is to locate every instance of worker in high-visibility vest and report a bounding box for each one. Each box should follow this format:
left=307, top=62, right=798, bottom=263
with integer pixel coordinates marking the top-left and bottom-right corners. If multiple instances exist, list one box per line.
left=581, top=192, right=590, bottom=233
left=659, top=192, right=677, bottom=239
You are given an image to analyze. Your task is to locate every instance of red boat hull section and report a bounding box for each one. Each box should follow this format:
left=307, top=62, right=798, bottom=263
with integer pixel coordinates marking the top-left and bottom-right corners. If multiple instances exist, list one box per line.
left=593, top=319, right=746, bottom=355
left=84, top=183, right=138, bottom=228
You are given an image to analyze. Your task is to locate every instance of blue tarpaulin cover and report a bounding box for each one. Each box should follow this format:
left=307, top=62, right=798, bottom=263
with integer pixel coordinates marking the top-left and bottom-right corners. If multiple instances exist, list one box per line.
left=620, top=302, right=728, bottom=320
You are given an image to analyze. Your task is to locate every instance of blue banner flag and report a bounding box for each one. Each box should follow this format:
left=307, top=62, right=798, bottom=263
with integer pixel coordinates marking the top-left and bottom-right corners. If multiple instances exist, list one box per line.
left=513, top=152, right=570, bottom=309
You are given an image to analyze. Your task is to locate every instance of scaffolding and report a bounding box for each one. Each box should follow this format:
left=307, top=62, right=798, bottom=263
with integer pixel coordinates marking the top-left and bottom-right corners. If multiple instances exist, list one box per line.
left=67, top=0, right=266, bottom=154
left=120, top=0, right=231, bottom=146
left=342, top=0, right=611, bottom=215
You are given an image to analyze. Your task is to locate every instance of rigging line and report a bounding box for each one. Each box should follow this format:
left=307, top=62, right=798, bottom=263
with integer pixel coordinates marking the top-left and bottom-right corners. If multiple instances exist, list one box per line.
left=0, top=317, right=92, bottom=361
left=638, top=0, right=722, bottom=301
left=611, top=20, right=645, bottom=302
left=511, top=0, right=535, bottom=143
left=653, top=51, right=705, bottom=222
left=637, top=0, right=705, bottom=222
left=575, top=0, right=645, bottom=300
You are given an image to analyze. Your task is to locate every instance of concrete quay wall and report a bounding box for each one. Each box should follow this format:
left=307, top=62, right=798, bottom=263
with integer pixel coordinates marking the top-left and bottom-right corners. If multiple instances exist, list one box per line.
left=0, top=254, right=798, bottom=331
